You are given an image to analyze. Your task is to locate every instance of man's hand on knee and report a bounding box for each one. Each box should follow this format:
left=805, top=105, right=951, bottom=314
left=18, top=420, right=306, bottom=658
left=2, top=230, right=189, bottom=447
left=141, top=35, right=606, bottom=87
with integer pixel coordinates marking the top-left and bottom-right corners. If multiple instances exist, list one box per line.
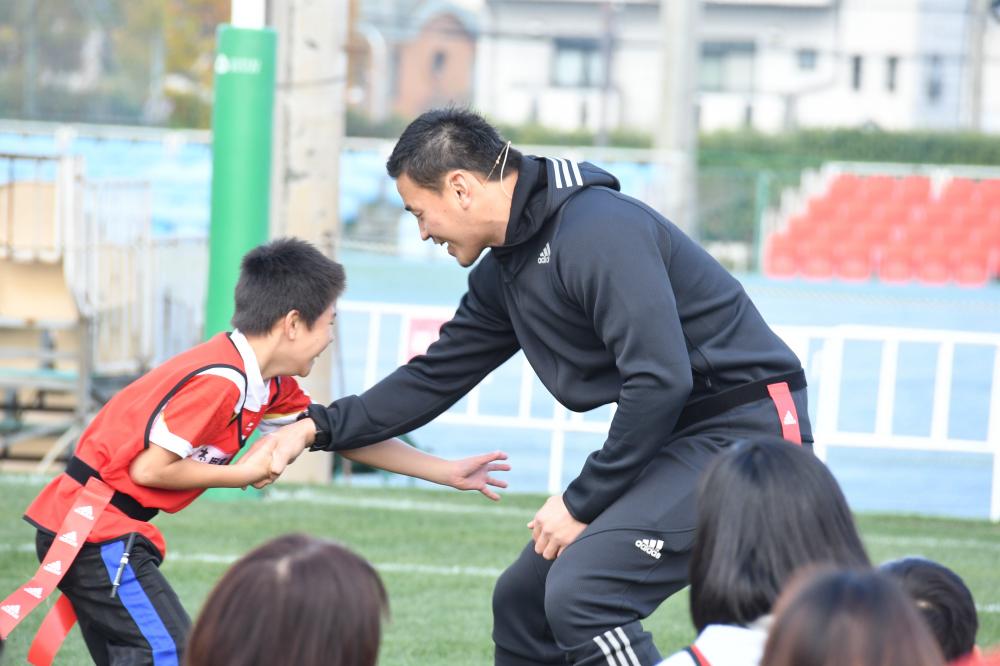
left=528, top=494, right=587, bottom=560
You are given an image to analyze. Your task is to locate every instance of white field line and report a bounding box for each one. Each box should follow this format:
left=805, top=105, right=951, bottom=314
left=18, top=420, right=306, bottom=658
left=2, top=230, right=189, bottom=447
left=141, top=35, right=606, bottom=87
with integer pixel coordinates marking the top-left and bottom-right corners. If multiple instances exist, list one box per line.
left=864, top=534, right=1000, bottom=552
left=0, top=474, right=56, bottom=485
left=1, top=542, right=998, bottom=605
left=0, top=543, right=502, bottom=578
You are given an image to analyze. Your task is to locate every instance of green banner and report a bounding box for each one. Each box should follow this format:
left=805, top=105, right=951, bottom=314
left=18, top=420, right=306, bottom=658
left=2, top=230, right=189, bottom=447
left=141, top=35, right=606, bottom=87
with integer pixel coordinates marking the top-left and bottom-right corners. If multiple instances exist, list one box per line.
left=205, top=25, right=277, bottom=339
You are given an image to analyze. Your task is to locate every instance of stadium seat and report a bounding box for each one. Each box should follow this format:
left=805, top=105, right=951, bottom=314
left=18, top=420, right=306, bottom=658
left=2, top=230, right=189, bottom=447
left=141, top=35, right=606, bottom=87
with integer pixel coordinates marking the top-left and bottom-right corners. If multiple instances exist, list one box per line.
left=981, top=179, right=1000, bottom=208
left=877, top=246, right=914, bottom=283
left=779, top=172, right=997, bottom=287
left=900, top=221, right=935, bottom=245
left=764, top=233, right=798, bottom=278
left=828, top=174, right=862, bottom=200
left=940, top=178, right=977, bottom=207
left=893, top=175, right=931, bottom=205
left=808, top=197, right=840, bottom=224
left=913, top=245, right=953, bottom=285
left=833, top=243, right=873, bottom=282
left=927, top=224, right=968, bottom=247
left=859, top=175, right=894, bottom=202
left=952, top=246, right=991, bottom=287
left=798, top=241, right=835, bottom=280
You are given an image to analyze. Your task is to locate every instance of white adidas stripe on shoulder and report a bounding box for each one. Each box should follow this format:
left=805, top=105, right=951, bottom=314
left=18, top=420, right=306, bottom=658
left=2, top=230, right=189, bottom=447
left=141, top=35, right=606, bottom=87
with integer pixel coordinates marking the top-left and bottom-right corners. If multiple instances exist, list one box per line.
left=558, top=158, right=574, bottom=188
left=548, top=157, right=583, bottom=189
left=549, top=157, right=564, bottom=188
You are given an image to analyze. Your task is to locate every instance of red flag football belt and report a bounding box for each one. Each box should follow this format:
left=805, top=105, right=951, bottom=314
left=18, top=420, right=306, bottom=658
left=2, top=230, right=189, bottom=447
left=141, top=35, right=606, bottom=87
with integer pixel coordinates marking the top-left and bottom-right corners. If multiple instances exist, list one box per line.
left=0, top=477, right=114, bottom=664
left=673, top=369, right=805, bottom=444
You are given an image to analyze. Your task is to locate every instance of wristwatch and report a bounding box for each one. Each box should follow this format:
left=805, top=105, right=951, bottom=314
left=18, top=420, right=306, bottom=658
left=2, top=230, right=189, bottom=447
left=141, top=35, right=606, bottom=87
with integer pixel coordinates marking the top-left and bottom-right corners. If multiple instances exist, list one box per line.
left=296, top=404, right=332, bottom=450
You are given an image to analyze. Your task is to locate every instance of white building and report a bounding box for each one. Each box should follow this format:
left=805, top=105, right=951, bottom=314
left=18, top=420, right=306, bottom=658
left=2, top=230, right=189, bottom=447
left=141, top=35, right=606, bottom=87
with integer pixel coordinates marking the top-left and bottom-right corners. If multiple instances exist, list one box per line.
left=471, top=0, right=1000, bottom=134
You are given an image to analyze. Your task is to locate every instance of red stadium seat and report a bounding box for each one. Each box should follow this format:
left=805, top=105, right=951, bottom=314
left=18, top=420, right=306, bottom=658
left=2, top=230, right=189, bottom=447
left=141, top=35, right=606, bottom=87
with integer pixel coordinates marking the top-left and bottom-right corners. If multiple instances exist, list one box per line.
left=893, top=175, right=931, bottom=205
left=913, top=245, right=953, bottom=285
left=940, top=178, right=977, bottom=206
left=877, top=246, right=914, bottom=283
left=808, top=197, right=841, bottom=225
left=833, top=243, right=873, bottom=282
left=828, top=174, right=862, bottom=199
left=798, top=241, right=835, bottom=280
left=980, top=179, right=1000, bottom=208
left=859, top=175, right=894, bottom=203
left=952, top=245, right=991, bottom=287
left=778, top=172, right=997, bottom=286
left=764, top=233, right=798, bottom=278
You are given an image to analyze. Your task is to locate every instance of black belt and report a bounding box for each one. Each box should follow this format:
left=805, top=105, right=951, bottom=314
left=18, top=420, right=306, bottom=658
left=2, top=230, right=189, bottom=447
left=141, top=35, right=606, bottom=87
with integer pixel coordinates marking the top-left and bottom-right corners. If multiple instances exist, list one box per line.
left=674, top=370, right=807, bottom=432
left=65, top=457, right=160, bottom=522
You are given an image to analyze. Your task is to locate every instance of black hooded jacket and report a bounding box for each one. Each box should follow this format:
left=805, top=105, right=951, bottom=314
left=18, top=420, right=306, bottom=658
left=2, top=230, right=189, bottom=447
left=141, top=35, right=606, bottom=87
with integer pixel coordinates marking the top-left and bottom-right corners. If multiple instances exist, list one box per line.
left=315, top=156, right=803, bottom=523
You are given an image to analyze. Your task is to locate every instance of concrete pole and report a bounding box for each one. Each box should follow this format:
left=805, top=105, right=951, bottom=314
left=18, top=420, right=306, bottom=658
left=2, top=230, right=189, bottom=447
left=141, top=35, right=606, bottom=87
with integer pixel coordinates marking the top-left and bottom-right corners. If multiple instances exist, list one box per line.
left=654, top=0, right=701, bottom=240
left=966, top=0, right=990, bottom=131
left=269, top=0, right=349, bottom=483
left=596, top=1, right=617, bottom=147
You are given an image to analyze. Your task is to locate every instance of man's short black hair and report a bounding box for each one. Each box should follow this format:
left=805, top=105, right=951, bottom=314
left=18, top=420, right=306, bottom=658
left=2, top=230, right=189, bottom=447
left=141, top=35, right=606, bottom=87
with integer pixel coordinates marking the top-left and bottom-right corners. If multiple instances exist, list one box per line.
left=881, top=557, right=978, bottom=661
left=689, top=437, right=871, bottom=632
left=386, top=107, right=522, bottom=191
left=231, top=237, right=345, bottom=335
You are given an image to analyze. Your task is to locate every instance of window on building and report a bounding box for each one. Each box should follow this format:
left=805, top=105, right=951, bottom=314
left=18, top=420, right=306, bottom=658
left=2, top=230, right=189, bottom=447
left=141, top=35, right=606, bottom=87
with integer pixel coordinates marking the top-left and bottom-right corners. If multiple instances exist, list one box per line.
left=926, top=54, right=943, bottom=103
left=797, top=48, right=817, bottom=71
left=700, top=42, right=755, bottom=93
left=552, top=39, right=604, bottom=88
left=886, top=56, right=898, bottom=92
left=851, top=55, right=863, bottom=91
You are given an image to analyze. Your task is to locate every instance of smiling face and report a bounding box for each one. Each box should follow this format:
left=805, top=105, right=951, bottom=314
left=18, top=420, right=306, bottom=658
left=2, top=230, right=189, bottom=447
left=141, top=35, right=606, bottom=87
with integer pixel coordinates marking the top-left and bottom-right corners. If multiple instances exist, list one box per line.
left=289, top=304, right=336, bottom=377
left=397, top=172, right=491, bottom=267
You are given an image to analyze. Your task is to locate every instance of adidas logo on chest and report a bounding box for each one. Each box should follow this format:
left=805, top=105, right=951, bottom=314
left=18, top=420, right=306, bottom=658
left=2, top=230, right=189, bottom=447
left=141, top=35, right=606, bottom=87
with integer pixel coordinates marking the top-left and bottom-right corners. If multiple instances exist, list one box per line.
left=538, top=242, right=551, bottom=265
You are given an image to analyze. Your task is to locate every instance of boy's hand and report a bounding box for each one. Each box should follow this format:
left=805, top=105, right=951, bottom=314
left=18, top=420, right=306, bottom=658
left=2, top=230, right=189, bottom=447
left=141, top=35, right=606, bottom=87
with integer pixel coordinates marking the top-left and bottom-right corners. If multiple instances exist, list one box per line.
left=267, top=418, right=316, bottom=478
left=446, top=450, right=510, bottom=501
left=237, top=438, right=279, bottom=488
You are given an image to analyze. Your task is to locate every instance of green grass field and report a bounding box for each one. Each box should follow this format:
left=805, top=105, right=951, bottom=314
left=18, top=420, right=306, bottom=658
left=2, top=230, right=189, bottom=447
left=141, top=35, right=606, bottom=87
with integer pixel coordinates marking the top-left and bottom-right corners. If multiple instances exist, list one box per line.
left=2, top=474, right=999, bottom=664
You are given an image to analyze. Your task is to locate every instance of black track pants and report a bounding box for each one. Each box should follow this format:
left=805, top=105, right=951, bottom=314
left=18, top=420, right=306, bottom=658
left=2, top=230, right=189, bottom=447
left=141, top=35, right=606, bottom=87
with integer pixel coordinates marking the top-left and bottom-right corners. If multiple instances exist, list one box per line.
left=36, top=531, right=190, bottom=666
left=492, top=390, right=812, bottom=666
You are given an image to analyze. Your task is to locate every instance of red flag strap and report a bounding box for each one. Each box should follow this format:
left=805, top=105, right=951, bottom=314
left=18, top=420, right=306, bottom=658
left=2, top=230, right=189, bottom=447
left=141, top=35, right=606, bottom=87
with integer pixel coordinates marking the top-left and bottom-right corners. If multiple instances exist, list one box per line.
left=0, top=477, right=114, bottom=664
left=27, top=595, right=77, bottom=666
left=766, top=381, right=803, bottom=445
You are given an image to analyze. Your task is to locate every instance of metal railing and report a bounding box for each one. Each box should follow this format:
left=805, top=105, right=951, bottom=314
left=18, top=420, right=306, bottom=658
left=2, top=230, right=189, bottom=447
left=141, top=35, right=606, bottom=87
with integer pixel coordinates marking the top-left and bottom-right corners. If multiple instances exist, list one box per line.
left=338, top=300, right=1000, bottom=520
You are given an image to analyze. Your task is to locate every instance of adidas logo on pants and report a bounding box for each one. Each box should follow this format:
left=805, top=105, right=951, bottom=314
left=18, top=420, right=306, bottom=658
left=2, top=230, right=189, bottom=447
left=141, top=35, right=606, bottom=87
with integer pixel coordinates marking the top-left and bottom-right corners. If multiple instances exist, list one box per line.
left=634, top=539, right=663, bottom=559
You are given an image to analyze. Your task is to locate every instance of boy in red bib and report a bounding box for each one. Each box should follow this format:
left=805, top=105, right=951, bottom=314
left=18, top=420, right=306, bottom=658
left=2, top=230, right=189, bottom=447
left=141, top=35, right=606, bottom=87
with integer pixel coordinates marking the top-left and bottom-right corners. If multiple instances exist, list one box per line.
left=3, top=238, right=509, bottom=665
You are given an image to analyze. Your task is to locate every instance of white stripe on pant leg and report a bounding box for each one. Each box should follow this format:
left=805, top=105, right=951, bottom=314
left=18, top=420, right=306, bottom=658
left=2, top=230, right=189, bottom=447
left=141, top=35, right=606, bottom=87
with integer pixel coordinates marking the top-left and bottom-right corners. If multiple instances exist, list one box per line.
left=570, top=160, right=583, bottom=186
left=549, top=157, right=564, bottom=188
left=614, top=627, right=641, bottom=666
left=559, top=158, right=574, bottom=187
left=602, top=630, right=633, bottom=666
left=593, top=634, right=618, bottom=666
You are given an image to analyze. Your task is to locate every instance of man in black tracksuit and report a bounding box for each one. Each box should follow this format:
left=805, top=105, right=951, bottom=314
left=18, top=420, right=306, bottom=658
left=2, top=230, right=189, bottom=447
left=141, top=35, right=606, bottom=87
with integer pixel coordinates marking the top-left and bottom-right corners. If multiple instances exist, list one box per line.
left=271, top=109, right=812, bottom=665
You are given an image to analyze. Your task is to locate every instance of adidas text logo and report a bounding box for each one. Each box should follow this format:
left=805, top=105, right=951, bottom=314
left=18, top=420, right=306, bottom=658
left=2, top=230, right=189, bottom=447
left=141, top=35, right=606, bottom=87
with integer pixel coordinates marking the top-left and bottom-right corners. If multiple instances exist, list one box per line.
left=538, top=243, right=551, bottom=264
left=634, top=538, right=664, bottom=559
left=58, top=531, right=78, bottom=547
left=2, top=604, right=20, bottom=619
left=43, top=561, right=62, bottom=576
left=783, top=410, right=797, bottom=425
left=74, top=505, right=94, bottom=520
left=24, top=587, right=43, bottom=599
